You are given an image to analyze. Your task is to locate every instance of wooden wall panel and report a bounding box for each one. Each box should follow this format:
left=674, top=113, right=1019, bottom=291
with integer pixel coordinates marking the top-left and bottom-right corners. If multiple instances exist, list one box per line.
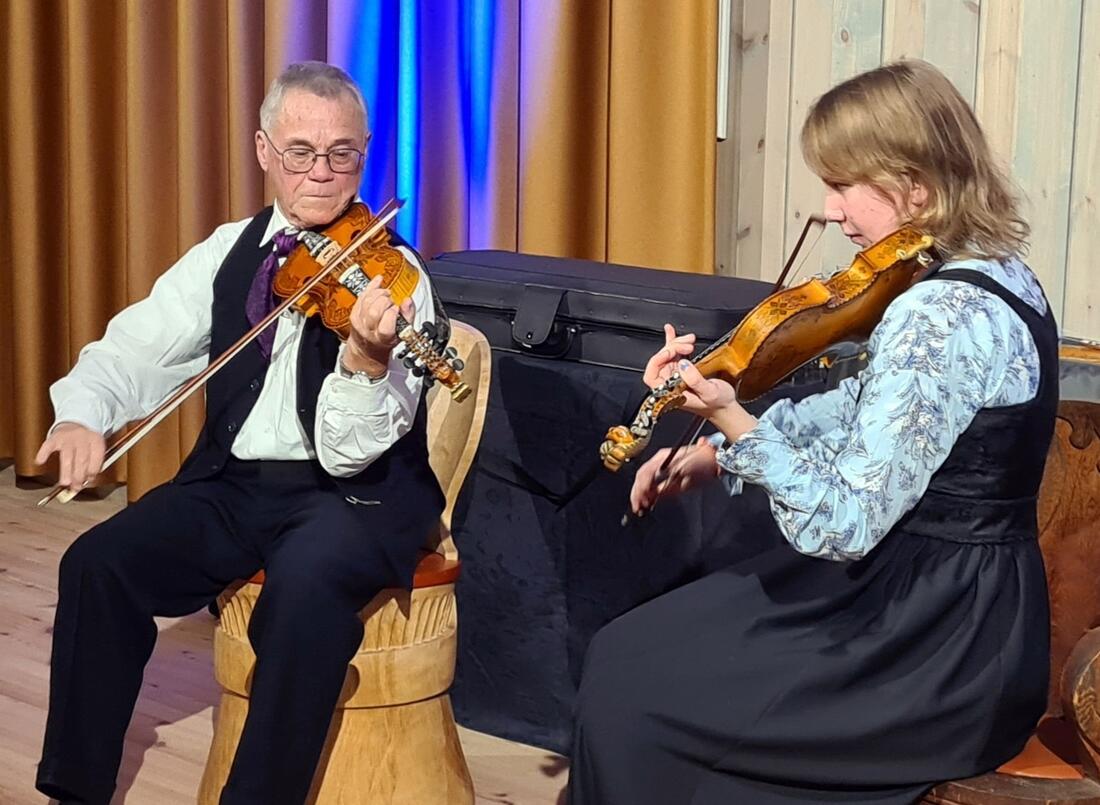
left=974, top=0, right=1022, bottom=163
left=783, top=0, right=833, bottom=269
left=1009, top=0, right=1081, bottom=320
left=1064, top=2, right=1099, bottom=341
left=757, top=0, right=795, bottom=281
left=722, top=0, right=1099, bottom=341
left=730, top=0, right=772, bottom=280
left=920, top=0, right=979, bottom=102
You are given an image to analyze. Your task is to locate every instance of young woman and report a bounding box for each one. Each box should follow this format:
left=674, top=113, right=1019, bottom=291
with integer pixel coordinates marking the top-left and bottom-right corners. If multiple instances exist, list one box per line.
left=568, top=60, right=1056, bottom=805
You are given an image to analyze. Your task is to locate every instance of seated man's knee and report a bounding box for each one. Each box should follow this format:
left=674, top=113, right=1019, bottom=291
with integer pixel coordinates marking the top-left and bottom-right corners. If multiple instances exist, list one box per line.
left=58, top=524, right=123, bottom=585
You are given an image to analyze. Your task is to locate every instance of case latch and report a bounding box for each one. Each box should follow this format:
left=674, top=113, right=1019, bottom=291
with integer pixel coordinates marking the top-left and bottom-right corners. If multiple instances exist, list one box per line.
left=512, top=284, right=566, bottom=348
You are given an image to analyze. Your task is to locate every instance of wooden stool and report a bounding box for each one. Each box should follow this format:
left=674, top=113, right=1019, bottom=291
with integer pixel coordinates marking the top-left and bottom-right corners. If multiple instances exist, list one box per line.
left=924, top=393, right=1100, bottom=804
left=198, top=320, right=492, bottom=804
left=197, top=551, right=474, bottom=804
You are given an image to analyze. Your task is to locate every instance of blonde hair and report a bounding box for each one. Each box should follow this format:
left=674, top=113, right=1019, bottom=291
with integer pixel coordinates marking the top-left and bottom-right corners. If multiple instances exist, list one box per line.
left=800, top=60, right=1029, bottom=259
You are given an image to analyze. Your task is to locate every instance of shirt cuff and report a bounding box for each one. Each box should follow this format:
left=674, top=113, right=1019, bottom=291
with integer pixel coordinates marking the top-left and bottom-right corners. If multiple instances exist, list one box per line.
left=715, top=417, right=790, bottom=484
left=49, top=383, right=116, bottom=437
left=335, top=343, right=390, bottom=385
left=706, top=431, right=742, bottom=496
left=325, top=368, right=394, bottom=409
left=48, top=417, right=108, bottom=439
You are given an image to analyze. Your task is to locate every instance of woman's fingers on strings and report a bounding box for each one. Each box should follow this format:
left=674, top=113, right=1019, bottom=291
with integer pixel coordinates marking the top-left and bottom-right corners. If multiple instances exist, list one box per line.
left=645, top=341, right=696, bottom=387
left=677, top=359, right=713, bottom=400
left=677, top=358, right=702, bottom=383
left=662, top=323, right=696, bottom=347
left=658, top=324, right=696, bottom=364
left=664, top=339, right=696, bottom=358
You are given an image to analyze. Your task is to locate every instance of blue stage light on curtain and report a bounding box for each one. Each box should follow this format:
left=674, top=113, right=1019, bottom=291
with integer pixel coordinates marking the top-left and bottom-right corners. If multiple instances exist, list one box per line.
left=349, top=0, right=395, bottom=218
left=349, top=0, right=496, bottom=248
left=395, top=0, right=420, bottom=243
left=461, top=0, right=495, bottom=222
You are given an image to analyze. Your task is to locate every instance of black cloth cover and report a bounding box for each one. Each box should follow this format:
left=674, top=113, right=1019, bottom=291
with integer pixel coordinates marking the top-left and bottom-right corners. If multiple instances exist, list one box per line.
left=437, top=251, right=832, bottom=753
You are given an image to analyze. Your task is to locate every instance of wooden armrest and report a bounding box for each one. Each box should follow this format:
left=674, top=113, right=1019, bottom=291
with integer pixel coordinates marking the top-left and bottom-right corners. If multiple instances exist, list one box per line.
left=1062, top=627, right=1100, bottom=780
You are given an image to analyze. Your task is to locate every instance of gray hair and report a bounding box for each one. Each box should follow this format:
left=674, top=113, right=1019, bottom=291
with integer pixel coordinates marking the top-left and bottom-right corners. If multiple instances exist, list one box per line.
left=259, top=61, right=368, bottom=133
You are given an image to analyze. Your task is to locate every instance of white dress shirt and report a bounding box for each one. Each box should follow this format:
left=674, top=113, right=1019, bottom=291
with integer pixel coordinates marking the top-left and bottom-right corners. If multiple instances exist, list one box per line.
left=49, top=202, right=436, bottom=477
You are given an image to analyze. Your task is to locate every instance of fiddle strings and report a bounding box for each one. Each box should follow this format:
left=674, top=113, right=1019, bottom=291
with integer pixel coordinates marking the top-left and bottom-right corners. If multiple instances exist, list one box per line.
left=629, top=213, right=828, bottom=522
left=38, top=200, right=404, bottom=507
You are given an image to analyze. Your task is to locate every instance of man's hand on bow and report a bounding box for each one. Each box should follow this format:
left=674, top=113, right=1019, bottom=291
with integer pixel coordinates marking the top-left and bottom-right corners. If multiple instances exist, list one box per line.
left=343, top=274, right=415, bottom=378
left=35, top=422, right=106, bottom=493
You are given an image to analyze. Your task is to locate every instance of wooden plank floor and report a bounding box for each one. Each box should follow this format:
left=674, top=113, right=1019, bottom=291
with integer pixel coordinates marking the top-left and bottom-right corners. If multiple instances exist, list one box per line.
left=0, top=466, right=567, bottom=804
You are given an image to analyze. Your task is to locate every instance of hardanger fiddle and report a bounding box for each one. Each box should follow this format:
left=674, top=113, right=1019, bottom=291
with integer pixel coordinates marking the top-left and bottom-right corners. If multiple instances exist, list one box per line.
left=600, top=224, right=937, bottom=471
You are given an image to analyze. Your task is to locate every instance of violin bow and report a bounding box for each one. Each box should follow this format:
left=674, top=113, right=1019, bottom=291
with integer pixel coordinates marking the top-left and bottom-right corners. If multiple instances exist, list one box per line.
left=37, top=199, right=404, bottom=507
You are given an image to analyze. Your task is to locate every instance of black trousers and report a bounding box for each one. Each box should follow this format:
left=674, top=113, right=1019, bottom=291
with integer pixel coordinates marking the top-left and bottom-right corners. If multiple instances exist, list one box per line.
left=36, top=459, right=403, bottom=805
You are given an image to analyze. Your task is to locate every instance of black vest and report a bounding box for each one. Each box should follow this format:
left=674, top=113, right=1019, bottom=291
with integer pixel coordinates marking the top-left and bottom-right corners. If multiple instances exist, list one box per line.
left=175, top=208, right=445, bottom=579
left=894, top=268, right=1059, bottom=544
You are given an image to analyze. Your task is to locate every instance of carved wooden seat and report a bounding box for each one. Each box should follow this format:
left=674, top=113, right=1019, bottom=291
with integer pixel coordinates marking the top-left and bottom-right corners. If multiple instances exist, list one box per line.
left=198, top=321, right=492, bottom=805
left=924, top=386, right=1100, bottom=803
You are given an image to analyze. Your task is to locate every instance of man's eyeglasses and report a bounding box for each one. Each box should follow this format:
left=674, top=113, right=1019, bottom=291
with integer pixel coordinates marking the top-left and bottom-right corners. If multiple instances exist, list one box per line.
left=261, top=130, right=368, bottom=174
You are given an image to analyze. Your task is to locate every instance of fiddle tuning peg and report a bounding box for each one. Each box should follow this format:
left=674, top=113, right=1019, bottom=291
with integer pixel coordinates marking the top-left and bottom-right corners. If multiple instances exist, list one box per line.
left=444, top=346, right=458, bottom=359
left=402, top=355, right=418, bottom=370
left=450, top=358, right=465, bottom=371
left=420, top=321, right=438, bottom=340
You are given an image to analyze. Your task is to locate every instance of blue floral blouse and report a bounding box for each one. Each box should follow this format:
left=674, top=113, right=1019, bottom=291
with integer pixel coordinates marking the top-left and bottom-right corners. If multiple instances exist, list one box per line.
left=714, top=256, right=1049, bottom=561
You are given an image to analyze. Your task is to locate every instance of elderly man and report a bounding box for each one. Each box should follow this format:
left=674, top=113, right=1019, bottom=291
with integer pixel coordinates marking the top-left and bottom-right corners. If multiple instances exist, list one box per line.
left=35, top=62, right=444, bottom=805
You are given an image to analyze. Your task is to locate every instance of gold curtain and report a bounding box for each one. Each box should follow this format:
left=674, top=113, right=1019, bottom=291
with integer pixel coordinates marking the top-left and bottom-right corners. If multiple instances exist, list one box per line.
left=0, top=0, right=716, bottom=502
